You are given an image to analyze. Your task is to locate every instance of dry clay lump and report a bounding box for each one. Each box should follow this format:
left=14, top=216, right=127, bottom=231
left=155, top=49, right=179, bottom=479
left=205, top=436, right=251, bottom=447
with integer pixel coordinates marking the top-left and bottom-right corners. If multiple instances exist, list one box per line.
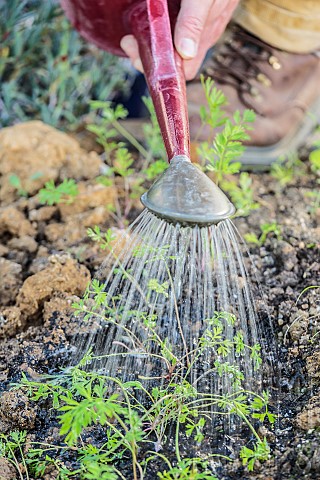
left=0, top=121, right=102, bottom=205
left=296, top=394, right=320, bottom=430
left=0, top=457, right=17, bottom=480
left=0, top=258, right=22, bottom=306
left=17, top=254, right=90, bottom=321
left=0, top=206, right=36, bottom=237
left=0, top=390, right=36, bottom=430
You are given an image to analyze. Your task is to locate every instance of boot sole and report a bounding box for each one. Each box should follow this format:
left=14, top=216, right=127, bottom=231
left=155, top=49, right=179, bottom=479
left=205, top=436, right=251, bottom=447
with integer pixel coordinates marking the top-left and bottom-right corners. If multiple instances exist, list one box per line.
left=240, top=97, right=320, bottom=170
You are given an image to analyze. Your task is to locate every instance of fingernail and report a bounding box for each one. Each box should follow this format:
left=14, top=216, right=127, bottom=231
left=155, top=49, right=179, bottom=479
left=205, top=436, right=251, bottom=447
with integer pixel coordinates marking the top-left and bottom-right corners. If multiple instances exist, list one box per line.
left=178, top=38, right=197, bottom=59
left=133, top=58, right=144, bottom=72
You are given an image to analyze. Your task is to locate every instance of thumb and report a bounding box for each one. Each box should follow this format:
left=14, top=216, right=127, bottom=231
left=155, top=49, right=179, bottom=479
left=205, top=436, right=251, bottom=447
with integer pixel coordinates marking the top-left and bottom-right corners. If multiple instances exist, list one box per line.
left=174, top=0, right=213, bottom=59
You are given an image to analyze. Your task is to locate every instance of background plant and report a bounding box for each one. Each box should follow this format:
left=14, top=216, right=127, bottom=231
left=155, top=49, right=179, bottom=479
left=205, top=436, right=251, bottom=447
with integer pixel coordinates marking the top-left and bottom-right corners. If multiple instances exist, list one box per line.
left=197, top=77, right=259, bottom=217
left=270, top=153, right=306, bottom=187
left=87, top=100, right=166, bottom=227
left=221, top=172, right=260, bottom=218
left=305, top=139, right=320, bottom=214
left=0, top=0, right=130, bottom=128
left=244, top=222, right=282, bottom=247
left=38, top=178, right=79, bottom=205
left=197, top=77, right=255, bottom=185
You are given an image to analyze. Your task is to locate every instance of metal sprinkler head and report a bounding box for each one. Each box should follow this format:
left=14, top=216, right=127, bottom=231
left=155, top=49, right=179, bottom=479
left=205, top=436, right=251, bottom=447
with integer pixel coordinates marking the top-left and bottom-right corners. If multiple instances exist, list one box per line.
left=141, top=155, right=236, bottom=226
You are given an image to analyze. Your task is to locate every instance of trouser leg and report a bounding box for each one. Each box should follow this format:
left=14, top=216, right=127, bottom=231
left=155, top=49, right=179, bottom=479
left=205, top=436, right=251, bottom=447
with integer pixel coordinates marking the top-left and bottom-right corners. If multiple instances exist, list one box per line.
left=235, top=0, right=320, bottom=52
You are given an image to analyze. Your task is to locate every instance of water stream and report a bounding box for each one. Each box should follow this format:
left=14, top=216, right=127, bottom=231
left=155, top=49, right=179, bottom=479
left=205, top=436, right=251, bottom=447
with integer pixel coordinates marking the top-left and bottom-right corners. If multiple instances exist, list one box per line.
left=72, top=210, right=276, bottom=424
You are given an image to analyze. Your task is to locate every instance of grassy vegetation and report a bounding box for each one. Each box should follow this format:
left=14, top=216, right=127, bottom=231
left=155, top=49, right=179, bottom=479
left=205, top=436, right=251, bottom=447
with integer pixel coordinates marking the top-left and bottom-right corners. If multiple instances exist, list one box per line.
left=0, top=0, right=129, bottom=129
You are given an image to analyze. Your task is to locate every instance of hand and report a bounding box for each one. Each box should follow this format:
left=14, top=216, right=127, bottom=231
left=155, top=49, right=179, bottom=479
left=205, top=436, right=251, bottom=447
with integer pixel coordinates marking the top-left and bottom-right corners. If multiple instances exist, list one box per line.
left=120, top=0, right=240, bottom=80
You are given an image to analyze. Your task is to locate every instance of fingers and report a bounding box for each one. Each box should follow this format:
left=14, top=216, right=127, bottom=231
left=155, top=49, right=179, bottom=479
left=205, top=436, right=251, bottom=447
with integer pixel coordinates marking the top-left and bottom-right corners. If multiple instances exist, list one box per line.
left=176, top=0, right=240, bottom=79
left=120, top=35, right=143, bottom=72
left=174, top=0, right=213, bottom=59
left=121, top=0, right=238, bottom=80
left=182, top=44, right=208, bottom=80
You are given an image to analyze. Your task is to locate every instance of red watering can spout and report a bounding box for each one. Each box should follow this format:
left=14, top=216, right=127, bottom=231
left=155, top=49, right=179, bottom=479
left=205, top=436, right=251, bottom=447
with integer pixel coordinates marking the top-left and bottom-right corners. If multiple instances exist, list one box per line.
left=61, top=0, right=190, bottom=162
left=129, top=0, right=190, bottom=160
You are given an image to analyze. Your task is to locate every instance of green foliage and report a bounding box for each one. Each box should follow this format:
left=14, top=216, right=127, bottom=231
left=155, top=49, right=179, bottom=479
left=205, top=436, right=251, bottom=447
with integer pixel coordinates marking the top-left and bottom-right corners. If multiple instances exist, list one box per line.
left=148, top=279, right=169, bottom=297
left=8, top=174, right=28, bottom=197
left=38, top=179, right=79, bottom=205
left=221, top=172, right=260, bottom=217
left=244, top=222, right=282, bottom=247
left=112, top=148, right=135, bottom=178
left=271, top=153, right=306, bottom=187
left=251, top=391, right=276, bottom=424
left=142, top=96, right=166, bottom=160
left=2, top=54, right=278, bottom=479
left=198, top=76, right=255, bottom=186
left=305, top=188, right=320, bottom=214
left=87, top=101, right=152, bottom=226
left=87, top=226, right=116, bottom=251
left=9, top=172, right=43, bottom=198
left=59, top=385, right=123, bottom=445
left=0, top=0, right=128, bottom=128
left=88, top=101, right=147, bottom=159
left=199, top=77, right=228, bottom=128
left=143, top=159, right=168, bottom=181
left=83, top=462, right=118, bottom=480
left=0, top=430, right=27, bottom=456
left=158, top=458, right=218, bottom=479
left=0, top=430, right=29, bottom=480
left=68, top=272, right=274, bottom=473
left=15, top=286, right=275, bottom=476
left=309, top=148, right=320, bottom=175
left=0, top=428, right=124, bottom=480
left=196, top=77, right=258, bottom=217
left=15, top=321, right=274, bottom=478
left=240, top=438, right=270, bottom=471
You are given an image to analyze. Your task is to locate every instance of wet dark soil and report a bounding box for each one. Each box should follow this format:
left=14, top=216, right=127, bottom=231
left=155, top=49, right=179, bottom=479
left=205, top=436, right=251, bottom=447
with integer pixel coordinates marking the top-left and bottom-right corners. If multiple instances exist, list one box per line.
left=0, top=122, right=319, bottom=479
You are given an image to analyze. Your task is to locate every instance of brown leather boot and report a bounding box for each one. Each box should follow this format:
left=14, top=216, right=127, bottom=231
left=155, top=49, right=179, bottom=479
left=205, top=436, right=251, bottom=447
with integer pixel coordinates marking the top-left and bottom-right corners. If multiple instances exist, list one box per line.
left=187, top=24, right=320, bottom=167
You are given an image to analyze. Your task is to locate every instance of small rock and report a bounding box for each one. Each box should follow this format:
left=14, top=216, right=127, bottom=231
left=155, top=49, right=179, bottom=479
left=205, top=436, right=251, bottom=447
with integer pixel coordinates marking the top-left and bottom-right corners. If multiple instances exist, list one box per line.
left=277, top=241, right=298, bottom=271
left=43, top=292, right=77, bottom=322
left=17, top=254, right=90, bottom=320
left=289, top=311, right=308, bottom=342
left=0, top=244, right=9, bottom=256
left=74, top=206, right=111, bottom=228
left=29, top=255, right=50, bottom=274
left=0, top=457, right=17, bottom=480
left=0, top=207, right=36, bottom=237
left=277, top=270, right=299, bottom=287
left=58, top=182, right=116, bottom=220
left=7, top=235, right=38, bottom=253
left=296, top=394, right=320, bottom=430
left=29, top=206, right=57, bottom=222
left=44, top=221, right=86, bottom=247
left=300, top=303, right=309, bottom=310
left=306, top=351, right=320, bottom=382
left=262, top=255, right=275, bottom=267
left=0, top=258, right=22, bottom=305
left=311, top=448, right=320, bottom=470
left=0, top=390, right=36, bottom=429
left=0, top=307, right=24, bottom=338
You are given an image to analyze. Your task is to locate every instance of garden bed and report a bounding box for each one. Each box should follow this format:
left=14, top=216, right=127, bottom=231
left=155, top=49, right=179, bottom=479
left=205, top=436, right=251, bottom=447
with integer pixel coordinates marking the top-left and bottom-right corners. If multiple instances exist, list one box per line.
left=0, top=120, right=319, bottom=479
